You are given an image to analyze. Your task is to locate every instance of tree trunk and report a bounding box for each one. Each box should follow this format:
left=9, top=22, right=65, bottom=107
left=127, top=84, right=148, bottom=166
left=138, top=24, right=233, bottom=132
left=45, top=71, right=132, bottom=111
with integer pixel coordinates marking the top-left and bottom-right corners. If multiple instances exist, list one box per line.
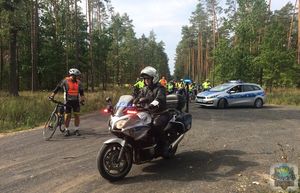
left=188, top=46, right=191, bottom=78
left=31, top=0, right=38, bottom=91
left=287, top=0, right=297, bottom=49
left=88, top=0, right=94, bottom=91
left=298, top=0, right=300, bottom=64
left=205, top=40, right=209, bottom=80
left=259, top=68, right=263, bottom=86
left=86, top=71, right=89, bottom=91
left=9, top=22, right=19, bottom=96
left=197, top=32, right=202, bottom=84
left=0, top=33, right=3, bottom=90
left=212, top=0, right=217, bottom=86
left=102, top=61, right=107, bottom=90
left=75, top=0, right=80, bottom=66
left=65, top=0, right=70, bottom=72
left=192, top=47, right=195, bottom=81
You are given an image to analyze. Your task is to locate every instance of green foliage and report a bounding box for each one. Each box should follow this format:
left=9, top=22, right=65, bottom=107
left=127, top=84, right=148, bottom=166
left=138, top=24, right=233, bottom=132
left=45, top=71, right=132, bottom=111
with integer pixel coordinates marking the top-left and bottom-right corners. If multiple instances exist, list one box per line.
left=175, top=0, right=300, bottom=89
left=0, top=0, right=170, bottom=93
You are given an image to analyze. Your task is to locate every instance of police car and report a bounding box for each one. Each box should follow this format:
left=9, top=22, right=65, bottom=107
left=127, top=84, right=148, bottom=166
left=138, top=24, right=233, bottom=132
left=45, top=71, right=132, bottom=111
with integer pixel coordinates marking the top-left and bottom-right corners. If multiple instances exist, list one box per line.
left=196, top=80, right=266, bottom=108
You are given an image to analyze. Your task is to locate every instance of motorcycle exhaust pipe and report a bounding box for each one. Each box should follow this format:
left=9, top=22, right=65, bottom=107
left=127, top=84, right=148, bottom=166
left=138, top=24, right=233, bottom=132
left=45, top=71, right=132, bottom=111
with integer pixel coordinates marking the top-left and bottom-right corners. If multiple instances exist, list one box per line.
left=170, top=134, right=184, bottom=149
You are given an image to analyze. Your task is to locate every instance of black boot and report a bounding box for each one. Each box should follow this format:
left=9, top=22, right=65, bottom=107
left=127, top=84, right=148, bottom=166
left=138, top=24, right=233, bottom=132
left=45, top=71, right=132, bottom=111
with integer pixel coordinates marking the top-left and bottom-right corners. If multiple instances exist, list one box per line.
left=159, top=134, right=170, bottom=157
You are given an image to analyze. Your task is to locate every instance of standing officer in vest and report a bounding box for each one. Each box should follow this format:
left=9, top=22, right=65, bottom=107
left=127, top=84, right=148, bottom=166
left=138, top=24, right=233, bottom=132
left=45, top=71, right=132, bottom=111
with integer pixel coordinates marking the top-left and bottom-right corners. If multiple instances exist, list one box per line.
left=202, top=79, right=211, bottom=91
left=49, top=68, right=85, bottom=136
left=133, top=77, right=144, bottom=97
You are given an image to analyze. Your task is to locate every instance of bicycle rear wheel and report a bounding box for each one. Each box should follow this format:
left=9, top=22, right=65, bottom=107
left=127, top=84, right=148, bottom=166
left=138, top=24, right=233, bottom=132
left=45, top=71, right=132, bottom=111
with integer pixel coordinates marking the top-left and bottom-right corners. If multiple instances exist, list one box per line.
left=43, top=113, right=58, bottom=140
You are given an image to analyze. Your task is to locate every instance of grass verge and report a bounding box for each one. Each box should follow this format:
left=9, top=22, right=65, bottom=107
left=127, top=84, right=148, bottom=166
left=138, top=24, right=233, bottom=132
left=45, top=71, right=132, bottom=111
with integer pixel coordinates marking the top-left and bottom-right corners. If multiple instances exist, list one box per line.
left=0, top=88, right=299, bottom=133
left=0, top=88, right=129, bottom=133
left=266, top=88, right=300, bottom=106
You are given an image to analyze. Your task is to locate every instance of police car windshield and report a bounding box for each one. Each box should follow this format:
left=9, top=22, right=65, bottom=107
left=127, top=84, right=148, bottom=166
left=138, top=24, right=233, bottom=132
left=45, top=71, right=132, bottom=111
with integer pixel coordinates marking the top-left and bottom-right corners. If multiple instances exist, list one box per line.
left=210, top=83, right=233, bottom=92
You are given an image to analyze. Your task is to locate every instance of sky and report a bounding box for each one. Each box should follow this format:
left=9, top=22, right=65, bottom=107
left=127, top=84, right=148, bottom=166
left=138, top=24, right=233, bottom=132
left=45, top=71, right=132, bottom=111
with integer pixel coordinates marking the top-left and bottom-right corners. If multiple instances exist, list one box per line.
left=110, top=0, right=294, bottom=74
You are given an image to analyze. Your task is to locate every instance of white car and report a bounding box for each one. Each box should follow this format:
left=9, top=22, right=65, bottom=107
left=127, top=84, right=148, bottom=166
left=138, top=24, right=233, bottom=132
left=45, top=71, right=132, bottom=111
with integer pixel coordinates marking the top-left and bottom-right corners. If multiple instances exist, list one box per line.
left=196, top=81, right=266, bottom=108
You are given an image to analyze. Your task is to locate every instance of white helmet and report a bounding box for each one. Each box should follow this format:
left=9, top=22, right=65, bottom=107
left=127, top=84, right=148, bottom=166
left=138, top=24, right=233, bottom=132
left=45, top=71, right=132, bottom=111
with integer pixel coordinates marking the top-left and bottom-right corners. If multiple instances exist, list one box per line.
left=69, top=68, right=81, bottom=76
left=140, top=66, right=159, bottom=84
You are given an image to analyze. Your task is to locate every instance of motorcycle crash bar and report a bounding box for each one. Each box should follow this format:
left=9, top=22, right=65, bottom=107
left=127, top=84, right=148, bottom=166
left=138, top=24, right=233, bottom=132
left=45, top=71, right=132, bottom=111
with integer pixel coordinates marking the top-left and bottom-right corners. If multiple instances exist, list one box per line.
left=170, top=134, right=185, bottom=149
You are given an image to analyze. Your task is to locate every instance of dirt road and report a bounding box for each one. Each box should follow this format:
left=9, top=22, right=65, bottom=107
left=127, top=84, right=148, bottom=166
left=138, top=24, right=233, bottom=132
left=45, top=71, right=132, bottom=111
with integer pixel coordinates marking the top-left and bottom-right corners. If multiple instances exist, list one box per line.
left=1, top=104, right=300, bottom=193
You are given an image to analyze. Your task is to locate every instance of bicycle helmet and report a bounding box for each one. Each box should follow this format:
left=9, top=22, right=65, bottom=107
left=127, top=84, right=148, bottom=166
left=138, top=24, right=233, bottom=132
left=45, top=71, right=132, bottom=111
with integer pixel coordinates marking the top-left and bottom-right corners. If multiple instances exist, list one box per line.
left=140, top=66, right=159, bottom=84
left=69, top=68, right=81, bottom=76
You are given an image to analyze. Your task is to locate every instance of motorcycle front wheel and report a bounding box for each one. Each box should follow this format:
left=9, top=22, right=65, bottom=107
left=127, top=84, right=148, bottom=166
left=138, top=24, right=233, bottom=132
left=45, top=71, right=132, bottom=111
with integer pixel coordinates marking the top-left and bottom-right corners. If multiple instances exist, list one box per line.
left=97, top=143, right=133, bottom=182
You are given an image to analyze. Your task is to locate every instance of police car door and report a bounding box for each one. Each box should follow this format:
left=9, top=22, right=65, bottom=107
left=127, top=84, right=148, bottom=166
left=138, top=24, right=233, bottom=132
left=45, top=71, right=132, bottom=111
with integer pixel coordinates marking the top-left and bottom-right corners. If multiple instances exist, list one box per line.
left=242, top=84, right=258, bottom=105
left=227, top=85, right=244, bottom=106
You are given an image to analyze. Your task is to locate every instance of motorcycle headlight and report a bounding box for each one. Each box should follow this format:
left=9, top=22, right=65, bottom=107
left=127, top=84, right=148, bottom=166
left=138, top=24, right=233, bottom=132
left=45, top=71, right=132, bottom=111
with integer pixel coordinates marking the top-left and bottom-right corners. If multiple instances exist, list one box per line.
left=115, top=120, right=127, bottom=129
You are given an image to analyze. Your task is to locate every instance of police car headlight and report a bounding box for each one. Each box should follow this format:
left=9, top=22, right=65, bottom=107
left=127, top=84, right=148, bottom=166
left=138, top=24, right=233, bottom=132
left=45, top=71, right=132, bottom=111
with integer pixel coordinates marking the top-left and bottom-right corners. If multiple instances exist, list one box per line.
left=115, top=120, right=127, bottom=129
left=207, top=95, right=218, bottom=99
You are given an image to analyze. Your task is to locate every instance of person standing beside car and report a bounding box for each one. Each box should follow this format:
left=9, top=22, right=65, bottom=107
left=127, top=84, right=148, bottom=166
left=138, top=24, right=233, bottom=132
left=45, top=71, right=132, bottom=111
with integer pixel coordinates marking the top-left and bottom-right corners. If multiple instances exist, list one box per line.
left=202, top=79, right=211, bottom=91
left=49, top=68, right=85, bottom=136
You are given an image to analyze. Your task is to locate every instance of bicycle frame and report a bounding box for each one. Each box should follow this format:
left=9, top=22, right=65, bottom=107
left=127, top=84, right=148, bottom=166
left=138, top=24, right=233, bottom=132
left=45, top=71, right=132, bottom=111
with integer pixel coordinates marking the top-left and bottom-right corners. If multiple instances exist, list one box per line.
left=43, top=99, right=66, bottom=140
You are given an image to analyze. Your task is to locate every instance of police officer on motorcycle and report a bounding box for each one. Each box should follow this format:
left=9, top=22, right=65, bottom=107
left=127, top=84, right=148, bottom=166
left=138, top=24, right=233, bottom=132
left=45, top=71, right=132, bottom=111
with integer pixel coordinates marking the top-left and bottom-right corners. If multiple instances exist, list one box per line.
left=134, top=66, right=170, bottom=156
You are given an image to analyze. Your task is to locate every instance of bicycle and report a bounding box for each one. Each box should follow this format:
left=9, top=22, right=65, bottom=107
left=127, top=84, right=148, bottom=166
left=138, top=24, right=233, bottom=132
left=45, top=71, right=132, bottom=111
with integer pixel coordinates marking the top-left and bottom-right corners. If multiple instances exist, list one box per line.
left=43, top=98, right=66, bottom=140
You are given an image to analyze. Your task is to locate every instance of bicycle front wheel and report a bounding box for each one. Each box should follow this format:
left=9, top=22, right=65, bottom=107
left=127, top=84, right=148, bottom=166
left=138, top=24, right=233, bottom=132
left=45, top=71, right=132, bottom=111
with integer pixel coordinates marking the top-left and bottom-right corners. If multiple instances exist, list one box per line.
left=43, top=113, right=58, bottom=140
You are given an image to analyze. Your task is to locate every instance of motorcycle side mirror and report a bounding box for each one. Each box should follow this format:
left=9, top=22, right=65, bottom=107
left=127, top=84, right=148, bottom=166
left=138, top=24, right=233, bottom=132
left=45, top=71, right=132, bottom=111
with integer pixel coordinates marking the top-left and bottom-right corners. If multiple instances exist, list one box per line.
left=104, top=105, right=114, bottom=115
left=106, top=97, right=112, bottom=103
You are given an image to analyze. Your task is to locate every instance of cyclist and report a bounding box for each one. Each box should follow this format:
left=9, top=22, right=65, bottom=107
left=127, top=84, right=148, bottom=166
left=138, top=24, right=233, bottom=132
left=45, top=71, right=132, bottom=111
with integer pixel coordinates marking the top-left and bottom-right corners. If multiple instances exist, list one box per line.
left=49, top=68, right=85, bottom=136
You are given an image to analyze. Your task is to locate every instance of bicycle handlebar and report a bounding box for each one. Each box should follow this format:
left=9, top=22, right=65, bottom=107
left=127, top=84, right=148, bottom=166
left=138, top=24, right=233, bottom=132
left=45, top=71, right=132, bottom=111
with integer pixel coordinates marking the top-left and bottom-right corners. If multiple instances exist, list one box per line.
left=48, top=97, right=84, bottom=107
left=48, top=97, right=65, bottom=106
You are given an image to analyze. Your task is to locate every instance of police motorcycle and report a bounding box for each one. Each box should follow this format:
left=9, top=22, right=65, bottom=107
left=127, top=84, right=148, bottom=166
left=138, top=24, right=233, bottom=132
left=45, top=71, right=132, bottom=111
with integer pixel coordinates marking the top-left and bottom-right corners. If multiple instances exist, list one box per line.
left=97, top=94, right=192, bottom=182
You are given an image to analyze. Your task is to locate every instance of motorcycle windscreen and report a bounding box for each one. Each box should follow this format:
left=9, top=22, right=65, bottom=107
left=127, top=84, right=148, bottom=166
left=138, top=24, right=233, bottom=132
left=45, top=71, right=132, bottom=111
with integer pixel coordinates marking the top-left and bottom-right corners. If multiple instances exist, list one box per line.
left=115, top=95, right=134, bottom=116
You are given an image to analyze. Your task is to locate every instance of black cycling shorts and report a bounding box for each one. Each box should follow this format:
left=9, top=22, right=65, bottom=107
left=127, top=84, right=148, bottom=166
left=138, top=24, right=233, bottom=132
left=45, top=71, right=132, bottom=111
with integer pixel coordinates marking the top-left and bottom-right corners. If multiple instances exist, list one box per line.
left=65, top=100, right=80, bottom=114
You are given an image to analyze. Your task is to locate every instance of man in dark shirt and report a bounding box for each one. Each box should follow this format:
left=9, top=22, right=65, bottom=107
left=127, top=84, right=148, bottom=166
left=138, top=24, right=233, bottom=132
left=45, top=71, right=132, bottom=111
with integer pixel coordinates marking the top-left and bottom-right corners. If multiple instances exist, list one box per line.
left=134, top=66, right=170, bottom=155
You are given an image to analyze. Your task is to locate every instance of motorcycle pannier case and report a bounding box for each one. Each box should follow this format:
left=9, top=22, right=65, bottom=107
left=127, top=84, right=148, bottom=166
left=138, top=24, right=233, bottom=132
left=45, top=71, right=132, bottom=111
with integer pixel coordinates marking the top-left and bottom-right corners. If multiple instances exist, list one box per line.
left=182, top=113, right=192, bottom=131
left=166, top=94, right=186, bottom=111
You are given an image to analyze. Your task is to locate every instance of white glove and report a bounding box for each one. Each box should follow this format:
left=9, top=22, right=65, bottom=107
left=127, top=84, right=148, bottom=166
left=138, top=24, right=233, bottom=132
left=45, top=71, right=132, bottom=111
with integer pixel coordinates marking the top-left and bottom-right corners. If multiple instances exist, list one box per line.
left=150, top=100, right=159, bottom=107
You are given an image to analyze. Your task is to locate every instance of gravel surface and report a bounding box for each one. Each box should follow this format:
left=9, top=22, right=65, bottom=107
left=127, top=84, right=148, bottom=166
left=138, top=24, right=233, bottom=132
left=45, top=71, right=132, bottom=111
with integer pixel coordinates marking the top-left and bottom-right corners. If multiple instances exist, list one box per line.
left=1, top=104, right=300, bottom=193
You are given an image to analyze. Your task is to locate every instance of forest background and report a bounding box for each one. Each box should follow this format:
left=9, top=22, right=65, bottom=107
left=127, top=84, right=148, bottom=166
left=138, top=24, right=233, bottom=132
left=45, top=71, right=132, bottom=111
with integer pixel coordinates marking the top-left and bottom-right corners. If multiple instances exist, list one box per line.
left=0, top=0, right=300, bottom=131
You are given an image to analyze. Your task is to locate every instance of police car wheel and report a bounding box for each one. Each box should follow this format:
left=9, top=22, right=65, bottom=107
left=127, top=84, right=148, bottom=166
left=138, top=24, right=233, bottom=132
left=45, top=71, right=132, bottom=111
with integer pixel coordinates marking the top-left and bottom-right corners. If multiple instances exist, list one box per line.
left=218, top=98, right=227, bottom=109
left=254, top=98, right=263, bottom=108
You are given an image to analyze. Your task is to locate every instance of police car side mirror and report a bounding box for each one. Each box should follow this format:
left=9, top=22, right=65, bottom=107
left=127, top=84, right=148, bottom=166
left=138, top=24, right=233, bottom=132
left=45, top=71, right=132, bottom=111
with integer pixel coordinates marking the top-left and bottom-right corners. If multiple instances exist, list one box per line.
left=228, top=90, right=236, bottom=94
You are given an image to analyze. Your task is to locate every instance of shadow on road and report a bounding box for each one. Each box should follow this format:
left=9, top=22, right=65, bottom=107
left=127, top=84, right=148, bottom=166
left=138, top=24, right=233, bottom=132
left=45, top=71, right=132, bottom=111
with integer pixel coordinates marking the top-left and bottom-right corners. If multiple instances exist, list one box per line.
left=115, top=149, right=258, bottom=184
left=48, top=127, right=111, bottom=141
